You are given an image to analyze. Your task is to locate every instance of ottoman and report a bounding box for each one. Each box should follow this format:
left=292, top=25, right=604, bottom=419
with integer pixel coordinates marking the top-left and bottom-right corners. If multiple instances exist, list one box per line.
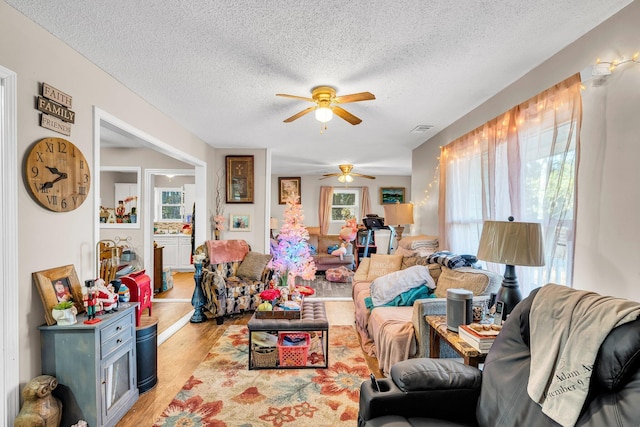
left=325, top=266, right=354, bottom=282
left=247, top=300, right=329, bottom=369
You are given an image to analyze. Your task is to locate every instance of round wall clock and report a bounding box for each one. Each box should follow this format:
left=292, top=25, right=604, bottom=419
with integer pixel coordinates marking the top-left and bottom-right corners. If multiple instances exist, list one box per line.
left=25, top=137, right=91, bottom=212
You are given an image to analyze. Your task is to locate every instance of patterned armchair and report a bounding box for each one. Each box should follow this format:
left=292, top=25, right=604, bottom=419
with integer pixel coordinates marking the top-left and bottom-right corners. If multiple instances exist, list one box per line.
left=199, top=239, right=273, bottom=324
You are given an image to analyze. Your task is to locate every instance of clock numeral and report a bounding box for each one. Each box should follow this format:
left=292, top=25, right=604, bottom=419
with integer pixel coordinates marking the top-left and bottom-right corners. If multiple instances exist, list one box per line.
left=45, top=141, right=54, bottom=153
left=71, top=146, right=76, bottom=157
left=80, top=160, right=85, bottom=169
left=71, top=195, right=78, bottom=205
left=46, top=195, right=58, bottom=205
left=35, top=151, right=44, bottom=162
left=31, top=166, right=39, bottom=178
left=78, top=186, right=87, bottom=196
left=83, top=174, right=89, bottom=183
left=57, top=140, right=67, bottom=154
left=38, top=183, right=48, bottom=194
left=61, top=199, right=67, bottom=209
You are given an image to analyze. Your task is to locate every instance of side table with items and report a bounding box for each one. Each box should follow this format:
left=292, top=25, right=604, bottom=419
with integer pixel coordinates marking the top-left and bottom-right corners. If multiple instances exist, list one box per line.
left=425, top=315, right=487, bottom=367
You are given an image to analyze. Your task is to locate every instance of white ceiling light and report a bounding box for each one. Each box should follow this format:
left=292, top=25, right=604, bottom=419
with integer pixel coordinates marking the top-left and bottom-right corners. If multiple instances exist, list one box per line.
left=315, top=106, right=333, bottom=123
left=337, top=174, right=353, bottom=183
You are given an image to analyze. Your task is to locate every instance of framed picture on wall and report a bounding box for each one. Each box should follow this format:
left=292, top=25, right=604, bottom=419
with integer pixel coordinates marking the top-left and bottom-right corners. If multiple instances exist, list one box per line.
left=226, top=155, right=254, bottom=203
left=230, top=213, right=251, bottom=231
left=278, top=177, right=301, bottom=204
left=380, top=187, right=405, bottom=204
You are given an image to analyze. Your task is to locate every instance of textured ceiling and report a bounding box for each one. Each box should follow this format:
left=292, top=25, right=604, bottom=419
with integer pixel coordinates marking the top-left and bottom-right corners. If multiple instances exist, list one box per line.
left=6, top=0, right=632, bottom=176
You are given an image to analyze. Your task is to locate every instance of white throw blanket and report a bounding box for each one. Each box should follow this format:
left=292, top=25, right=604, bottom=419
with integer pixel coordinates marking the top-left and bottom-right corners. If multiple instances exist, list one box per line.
left=527, top=284, right=640, bottom=427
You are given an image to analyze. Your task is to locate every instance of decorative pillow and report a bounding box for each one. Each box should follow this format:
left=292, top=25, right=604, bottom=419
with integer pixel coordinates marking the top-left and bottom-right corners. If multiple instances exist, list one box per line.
left=236, top=252, right=272, bottom=281
left=353, top=258, right=371, bottom=282
left=366, top=254, right=403, bottom=281
left=434, top=267, right=492, bottom=298
left=370, top=265, right=436, bottom=306
left=308, top=244, right=317, bottom=255
left=327, top=244, right=339, bottom=254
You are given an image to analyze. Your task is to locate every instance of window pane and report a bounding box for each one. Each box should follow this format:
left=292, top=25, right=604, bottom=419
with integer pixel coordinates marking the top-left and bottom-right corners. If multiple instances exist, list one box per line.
left=162, top=206, right=182, bottom=220
left=162, top=191, right=182, bottom=204
left=332, top=193, right=355, bottom=205
left=332, top=207, right=355, bottom=221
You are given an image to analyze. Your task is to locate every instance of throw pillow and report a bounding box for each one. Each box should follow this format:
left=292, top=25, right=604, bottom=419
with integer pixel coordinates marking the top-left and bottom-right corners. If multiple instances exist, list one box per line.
left=236, top=252, right=273, bottom=281
left=327, top=244, right=339, bottom=254
left=370, top=265, right=436, bottom=306
left=309, top=244, right=317, bottom=255
left=366, top=254, right=403, bottom=281
left=353, top=258, right=371, bottom=282
left=434, top=267, right=492, bottom=298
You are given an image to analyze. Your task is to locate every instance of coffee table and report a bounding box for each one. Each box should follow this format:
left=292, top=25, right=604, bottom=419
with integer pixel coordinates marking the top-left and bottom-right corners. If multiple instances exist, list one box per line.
left=425, top=315, right=487, bottom=367
left=247, top=300, right=328, bottom=370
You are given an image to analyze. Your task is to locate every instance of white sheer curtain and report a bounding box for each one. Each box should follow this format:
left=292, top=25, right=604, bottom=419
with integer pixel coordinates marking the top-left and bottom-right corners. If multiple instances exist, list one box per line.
left=439, top=74, right=582, bottom=294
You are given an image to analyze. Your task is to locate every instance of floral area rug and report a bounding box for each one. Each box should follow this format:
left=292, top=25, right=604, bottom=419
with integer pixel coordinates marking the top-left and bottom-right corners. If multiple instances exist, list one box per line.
left=153, top=325, right=370, bottom=427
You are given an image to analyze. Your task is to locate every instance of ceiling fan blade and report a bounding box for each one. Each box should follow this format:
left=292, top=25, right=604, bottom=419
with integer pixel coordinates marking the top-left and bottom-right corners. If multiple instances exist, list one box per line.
left=332, top=106, right=362, bottom=125
left=276, top=93, right=315, bottom=102
left=334, top=92, right=375, bottom=104
left=319, top=175, right=339, bottom=180
left=283, top=106, right=316, bottom=123
left=350, top=172, right=376, bottom=179
left=321, top=172, right=341, bottom=177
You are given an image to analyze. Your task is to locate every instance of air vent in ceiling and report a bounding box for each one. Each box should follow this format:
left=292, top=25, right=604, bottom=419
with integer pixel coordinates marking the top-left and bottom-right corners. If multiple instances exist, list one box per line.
left=411, top=125, right=433, bottom=134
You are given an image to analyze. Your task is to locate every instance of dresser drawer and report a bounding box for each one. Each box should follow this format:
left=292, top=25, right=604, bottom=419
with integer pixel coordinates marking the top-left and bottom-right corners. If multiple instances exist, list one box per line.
left=100, top=311, right=134, bottom=359
left=101, top=332, right=132, bottom=360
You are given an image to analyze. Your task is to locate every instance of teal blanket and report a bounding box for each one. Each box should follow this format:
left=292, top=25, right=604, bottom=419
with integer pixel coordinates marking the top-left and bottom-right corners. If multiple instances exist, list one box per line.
left=365, top=285, right=435, bottom=310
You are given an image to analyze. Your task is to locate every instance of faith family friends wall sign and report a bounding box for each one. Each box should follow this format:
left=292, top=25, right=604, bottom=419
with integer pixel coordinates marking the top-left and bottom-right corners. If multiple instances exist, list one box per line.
left=35, top=83, right=75, bottom=136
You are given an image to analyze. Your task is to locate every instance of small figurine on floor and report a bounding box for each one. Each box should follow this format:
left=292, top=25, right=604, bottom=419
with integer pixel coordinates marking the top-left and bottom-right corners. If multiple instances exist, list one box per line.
left=83, top=279, right=101, bottom=324
left=14, top=375, right=62, bottom=427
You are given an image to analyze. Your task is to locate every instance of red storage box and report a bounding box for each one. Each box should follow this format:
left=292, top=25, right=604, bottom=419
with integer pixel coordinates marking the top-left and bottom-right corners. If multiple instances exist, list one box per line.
left=277, top=332, right=310, bottom=367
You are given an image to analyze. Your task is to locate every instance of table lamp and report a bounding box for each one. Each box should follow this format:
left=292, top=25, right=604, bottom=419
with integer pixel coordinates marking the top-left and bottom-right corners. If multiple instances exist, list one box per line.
left=383, top=203, right=414, bottom=252
left=269, top=217, right=278, bottom=239
left=476, top=217, right=544, bottom=319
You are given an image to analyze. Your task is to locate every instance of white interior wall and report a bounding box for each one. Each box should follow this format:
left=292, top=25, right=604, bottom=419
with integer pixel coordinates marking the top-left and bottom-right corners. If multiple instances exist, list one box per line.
left=0, top=2, right=215, bottom=392
left=412, top=1, right=640, bottom=300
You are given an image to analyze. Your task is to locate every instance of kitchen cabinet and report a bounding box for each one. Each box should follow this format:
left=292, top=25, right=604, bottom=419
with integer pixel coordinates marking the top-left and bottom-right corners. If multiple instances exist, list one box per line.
left=154, top=235, right=193, bottom=271
left=39, top=304, right=138, bottom=427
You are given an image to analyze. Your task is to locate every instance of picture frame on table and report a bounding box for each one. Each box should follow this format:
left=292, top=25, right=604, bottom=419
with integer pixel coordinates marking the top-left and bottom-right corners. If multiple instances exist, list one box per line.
left=278, top=177, right=301, bottom=204
left=380, top=187, right=405, bottom=204
left=230, top=213, right=251, bottom=231
left=33, top=264, right=85, bottom=326
left=226, top=155, right=254, bottom=203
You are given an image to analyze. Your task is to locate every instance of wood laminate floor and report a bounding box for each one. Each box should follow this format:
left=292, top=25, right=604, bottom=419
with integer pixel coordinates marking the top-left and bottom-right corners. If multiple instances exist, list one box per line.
left=117, top=298, right=381, bottom=426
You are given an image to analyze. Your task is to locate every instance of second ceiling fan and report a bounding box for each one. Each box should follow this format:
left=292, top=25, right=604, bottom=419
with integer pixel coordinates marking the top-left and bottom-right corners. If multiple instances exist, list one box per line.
left=320, top=164, right=376, bottom=183
left=276, top=86, right=375, bottom=125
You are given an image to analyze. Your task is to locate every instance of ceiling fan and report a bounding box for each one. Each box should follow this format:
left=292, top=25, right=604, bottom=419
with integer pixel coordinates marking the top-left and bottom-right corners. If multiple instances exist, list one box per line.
left=319, top=164, right=376, bottom=183
left=276, top=86, right=375, bottom=125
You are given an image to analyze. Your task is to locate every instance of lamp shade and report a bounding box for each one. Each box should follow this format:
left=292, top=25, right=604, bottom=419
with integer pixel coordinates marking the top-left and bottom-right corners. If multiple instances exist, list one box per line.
left=383, top=203, right=414, bottom=226
left=269, top=217, right=278, bottom=230
left=477, top=220, right=545, bottom=267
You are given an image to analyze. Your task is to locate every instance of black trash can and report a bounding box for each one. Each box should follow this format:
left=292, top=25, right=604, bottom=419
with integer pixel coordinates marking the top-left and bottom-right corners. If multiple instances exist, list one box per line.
left=136, top=316, right=158, bottom=393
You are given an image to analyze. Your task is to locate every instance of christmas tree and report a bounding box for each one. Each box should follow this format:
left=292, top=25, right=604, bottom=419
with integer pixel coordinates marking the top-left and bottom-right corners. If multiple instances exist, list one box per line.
left=270, top=197, right=316, bottom=284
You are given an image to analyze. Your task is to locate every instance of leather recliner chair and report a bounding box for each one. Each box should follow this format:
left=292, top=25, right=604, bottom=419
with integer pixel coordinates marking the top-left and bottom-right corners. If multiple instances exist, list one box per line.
left=358, top=287, right=640, bottom=427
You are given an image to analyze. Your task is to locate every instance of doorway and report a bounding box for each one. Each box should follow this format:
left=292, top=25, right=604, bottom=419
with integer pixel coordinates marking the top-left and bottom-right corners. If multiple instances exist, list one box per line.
left=93, top=107, right=206, bottom=342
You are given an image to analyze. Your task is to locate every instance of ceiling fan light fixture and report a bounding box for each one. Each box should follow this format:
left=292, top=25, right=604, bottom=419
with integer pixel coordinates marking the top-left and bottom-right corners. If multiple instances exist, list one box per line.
left=338, top=174, right=354, bottom=183
left=315, top=106, right=333, bottom=123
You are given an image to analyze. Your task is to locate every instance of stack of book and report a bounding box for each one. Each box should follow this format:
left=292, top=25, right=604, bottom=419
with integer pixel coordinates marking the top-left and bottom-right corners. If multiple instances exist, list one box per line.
left=458, top=324, right=500, bottom=353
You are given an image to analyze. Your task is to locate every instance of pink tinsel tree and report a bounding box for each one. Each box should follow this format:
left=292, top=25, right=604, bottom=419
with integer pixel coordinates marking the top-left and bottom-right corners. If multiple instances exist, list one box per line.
left=269, top=197, right=316, bottom=284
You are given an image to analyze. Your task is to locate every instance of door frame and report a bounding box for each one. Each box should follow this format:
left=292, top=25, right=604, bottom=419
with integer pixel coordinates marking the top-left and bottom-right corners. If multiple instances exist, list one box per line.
left=1, top=64, right=19, bottom=423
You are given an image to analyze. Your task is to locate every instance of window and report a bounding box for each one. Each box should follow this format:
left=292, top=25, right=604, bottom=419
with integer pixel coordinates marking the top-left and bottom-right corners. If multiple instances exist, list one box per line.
left=155, top=187, right=183, bottom=221
left=331, top=189, right=359, bottom=221
left=441, top=75, right=581, bottom=294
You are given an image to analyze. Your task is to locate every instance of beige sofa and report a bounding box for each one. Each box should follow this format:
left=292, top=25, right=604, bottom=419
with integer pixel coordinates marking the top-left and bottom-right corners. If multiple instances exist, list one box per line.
left=353, top=253, right=501, bottom=375
left=306, top=231, right=355, bottom=271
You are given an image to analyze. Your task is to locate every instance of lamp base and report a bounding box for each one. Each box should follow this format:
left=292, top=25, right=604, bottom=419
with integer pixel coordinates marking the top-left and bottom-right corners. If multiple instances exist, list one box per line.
left=496, top=264, right=522, bottom=321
